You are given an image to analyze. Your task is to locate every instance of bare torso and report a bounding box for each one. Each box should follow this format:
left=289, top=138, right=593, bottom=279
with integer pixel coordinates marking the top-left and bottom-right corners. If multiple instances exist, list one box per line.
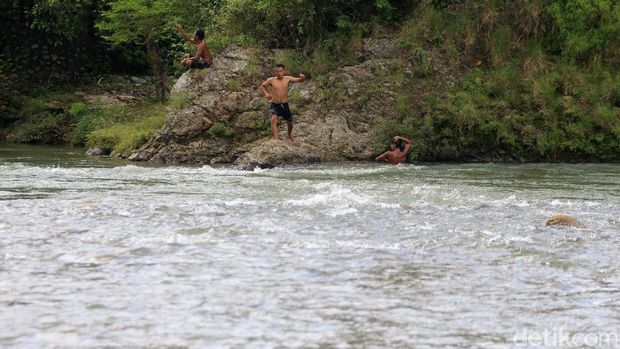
left=384, top=150, right=408, bottom=164
left=197, top=42, right=212, bottom=63
left=268, top=77, right=292, bottom=103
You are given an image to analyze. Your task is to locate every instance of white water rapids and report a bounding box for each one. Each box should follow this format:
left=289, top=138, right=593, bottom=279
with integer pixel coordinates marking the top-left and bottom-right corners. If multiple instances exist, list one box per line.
left=0, top=145, right=619, bottom=348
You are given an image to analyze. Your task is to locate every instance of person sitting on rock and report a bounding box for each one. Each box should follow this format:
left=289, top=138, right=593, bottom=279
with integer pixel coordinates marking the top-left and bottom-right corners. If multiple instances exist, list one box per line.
left=175, top=24, right=212, bottom=69
left=375, top=136, right=412, bottom=164
left=259, top=64, right=305, bottom=141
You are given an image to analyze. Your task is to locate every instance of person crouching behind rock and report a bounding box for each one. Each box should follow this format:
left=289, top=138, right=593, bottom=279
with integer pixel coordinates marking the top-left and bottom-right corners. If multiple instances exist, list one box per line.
left=175, top=24, right=213, bottom=69
left=375, top=136, right=412, bottom=164
left=546, top=214, right=585, bottom=228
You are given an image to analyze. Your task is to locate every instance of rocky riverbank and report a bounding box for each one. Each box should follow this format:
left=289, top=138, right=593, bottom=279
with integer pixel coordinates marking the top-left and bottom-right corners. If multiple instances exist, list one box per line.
left=128, top=40, right=407, bottom=169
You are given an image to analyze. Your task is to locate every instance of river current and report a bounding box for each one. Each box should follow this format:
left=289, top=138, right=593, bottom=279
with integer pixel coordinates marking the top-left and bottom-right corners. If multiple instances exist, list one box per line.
left=0, top=144, right=619, bottom=348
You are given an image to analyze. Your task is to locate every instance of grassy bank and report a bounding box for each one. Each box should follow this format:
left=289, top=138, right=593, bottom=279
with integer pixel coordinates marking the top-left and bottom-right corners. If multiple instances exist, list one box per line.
left=1, top=76, right=167, bottom=157
left=2, top=0, right=619, bottom=162
left=384, top=2, right=620, bottom=162
left=239, top=2, right=619, bottom=162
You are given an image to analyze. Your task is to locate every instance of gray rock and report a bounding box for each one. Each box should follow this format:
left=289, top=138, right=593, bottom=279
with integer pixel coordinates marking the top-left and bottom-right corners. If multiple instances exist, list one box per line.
left=130, top=76, right=147, bottom=84
left=86, top=147, right=110, bottom=156
left=362, top=37, right=400, bottom=60
left=128, top=46, right=401, bottom=168
left=234, top=140, right=321, bottom=170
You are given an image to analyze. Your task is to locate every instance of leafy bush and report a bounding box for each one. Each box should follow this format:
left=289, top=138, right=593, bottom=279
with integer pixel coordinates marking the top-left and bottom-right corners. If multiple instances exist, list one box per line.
left=227, top=79, right=241, bottom=92
left=169, top=92, right=192, bottom=110
left=7, top=113, right=72, bottom=144
left=208, top=121, right=234, bottom=138
left=86, top=110, right=165, bottom=156
left=68, top=102, right=88, bottom=119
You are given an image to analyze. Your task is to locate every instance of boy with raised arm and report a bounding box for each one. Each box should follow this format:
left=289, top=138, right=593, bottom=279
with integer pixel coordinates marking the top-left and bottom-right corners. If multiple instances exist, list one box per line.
left=375, top=136, right=412, bottom=164
left=259, top=64, right=305, bottom=141
left=175, top=24, right=212, bottom=69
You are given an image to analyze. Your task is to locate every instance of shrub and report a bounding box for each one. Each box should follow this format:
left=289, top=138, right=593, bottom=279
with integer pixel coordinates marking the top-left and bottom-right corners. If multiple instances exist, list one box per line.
left=169, top=92, right=192, bottom=110
left=68, top=102, right=88, bottom=119
left=227, top=79, right=241, bottom=92
left=86, top=113, right=165, bottom=156
left=207, top=121, right=234, bottom=138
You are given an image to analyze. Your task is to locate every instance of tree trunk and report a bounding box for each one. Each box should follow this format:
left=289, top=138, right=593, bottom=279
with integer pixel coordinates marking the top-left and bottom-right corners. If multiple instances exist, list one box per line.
left=145, top=39, right=168, bottom=101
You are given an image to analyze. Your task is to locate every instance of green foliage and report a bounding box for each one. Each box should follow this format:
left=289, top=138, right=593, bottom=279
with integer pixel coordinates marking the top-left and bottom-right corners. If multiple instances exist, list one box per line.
left=275, top=50, right=307, bottom=76
left=227, top=79, right=241, bottom=92
left=85, top=102, right=166, bottom=155
left=288, top=90, right=302, bottom=104
left=414, top=55, right=435, bottom=78
left=489, top=26, right=512, bottom=66
left=169, top=92, right=192, bottom=110
left=208, top=121, right=234, bottom=138
left=367, top=0, right=620, bottom=162
left=4, top=90, right=80, bottom=144
left=68, top=102, right=88, bottom=118
left=216, top=0, right=404, bottom=47
left=4, top=0, right=620, bottom=163
left=400, top=6, right=445, bottom=48
left=30, top=0, right=101, bottom=42
left=86, top=114, right=164, bottom=156
left=240, top=48, right=264, bottom=78
left=381, top=57, right=620, bottom=162
left=97, top=1, right=172, bottom=44
left=547, top=0, right=620, bottom=62
left=7, top=112, right=72, bottom=144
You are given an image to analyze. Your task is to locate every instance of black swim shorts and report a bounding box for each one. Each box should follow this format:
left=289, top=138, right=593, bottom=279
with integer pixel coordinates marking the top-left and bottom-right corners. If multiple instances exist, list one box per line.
left=191, top=59, right=212, bottom=69
left=269, top=103, right=293, bottom=121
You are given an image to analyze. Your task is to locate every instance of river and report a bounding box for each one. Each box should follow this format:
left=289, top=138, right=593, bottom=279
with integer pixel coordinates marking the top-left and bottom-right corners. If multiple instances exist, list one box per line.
left=0, top=144, right=619, bottom=348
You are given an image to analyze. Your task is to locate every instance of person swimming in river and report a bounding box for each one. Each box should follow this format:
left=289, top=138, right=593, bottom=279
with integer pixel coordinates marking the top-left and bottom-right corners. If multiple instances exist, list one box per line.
left=375, top=136, right=412, bottom=164
left=259, top=64, right=305, bottom=141
left=175, top=24, right=213, bottom=69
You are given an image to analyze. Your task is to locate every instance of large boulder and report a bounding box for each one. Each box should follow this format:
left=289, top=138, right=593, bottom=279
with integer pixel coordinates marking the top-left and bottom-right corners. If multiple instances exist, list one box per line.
left=234, top=139, right=321, bottom=170
left=130, top=42, right=404, bottom=168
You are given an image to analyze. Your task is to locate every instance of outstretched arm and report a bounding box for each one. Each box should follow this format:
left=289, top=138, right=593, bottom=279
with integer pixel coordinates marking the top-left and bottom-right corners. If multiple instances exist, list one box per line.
left=375, top=152, right=389, bottom=162
left=393, top=135, right=412, bottom=154
left=175, top=23, right=196, bottom=44
left=260, top=78, right=273, bottom=101
left=288, top=74, right=306, bottom=83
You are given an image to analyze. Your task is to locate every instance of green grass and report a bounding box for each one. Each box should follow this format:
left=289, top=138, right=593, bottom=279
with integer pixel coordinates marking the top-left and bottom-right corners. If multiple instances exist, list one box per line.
left=4, top=90, right=81, bottom=144
left=227, top=79, right=241, bottom=92
left=86, top=114, right=165, bottom=157
left=288, top=89, right=302, bottom=103
left=168, top=92, right=192, bottom=110
left=207, top=121, right=234, bottom=138
left=85, top=103, right=166, bottom=156
left=375, top=42, right=620, bottom=162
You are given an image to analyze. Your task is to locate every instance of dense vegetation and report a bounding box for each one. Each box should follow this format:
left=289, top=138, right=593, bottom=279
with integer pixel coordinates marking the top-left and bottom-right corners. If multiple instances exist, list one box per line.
left=377, top=0, right=620, bottom=161
left=1, top=0, right=618, bottom=161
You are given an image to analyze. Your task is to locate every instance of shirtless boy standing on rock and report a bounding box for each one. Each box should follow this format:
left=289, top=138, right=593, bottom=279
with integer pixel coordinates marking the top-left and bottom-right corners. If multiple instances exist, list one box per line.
left=260, top=64, right=305, bottom=141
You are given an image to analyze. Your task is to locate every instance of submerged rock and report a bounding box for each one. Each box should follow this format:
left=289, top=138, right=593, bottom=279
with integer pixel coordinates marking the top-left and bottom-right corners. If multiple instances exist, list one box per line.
left=86, top=147, right=110, bottom=156
left=545, top=214, right=585, bottom=228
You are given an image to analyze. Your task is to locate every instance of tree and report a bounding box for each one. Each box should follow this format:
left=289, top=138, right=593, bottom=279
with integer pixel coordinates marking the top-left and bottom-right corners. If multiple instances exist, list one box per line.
left=1, top=0, right=106, bottom=82
left=97, top=0, right=174, bottom=100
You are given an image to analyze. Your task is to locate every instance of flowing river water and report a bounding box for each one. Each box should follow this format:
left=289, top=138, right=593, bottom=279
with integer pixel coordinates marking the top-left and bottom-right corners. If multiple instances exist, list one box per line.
left=0, top=144, right=619, bottom=348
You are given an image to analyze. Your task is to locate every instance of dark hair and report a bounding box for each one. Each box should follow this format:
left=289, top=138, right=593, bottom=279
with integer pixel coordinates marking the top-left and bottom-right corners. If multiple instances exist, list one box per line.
left=391, top=140, right=404, bottom=150
left=194, top=29, right=205, bottom=40
left=275, top=63, right=285, bottom=69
